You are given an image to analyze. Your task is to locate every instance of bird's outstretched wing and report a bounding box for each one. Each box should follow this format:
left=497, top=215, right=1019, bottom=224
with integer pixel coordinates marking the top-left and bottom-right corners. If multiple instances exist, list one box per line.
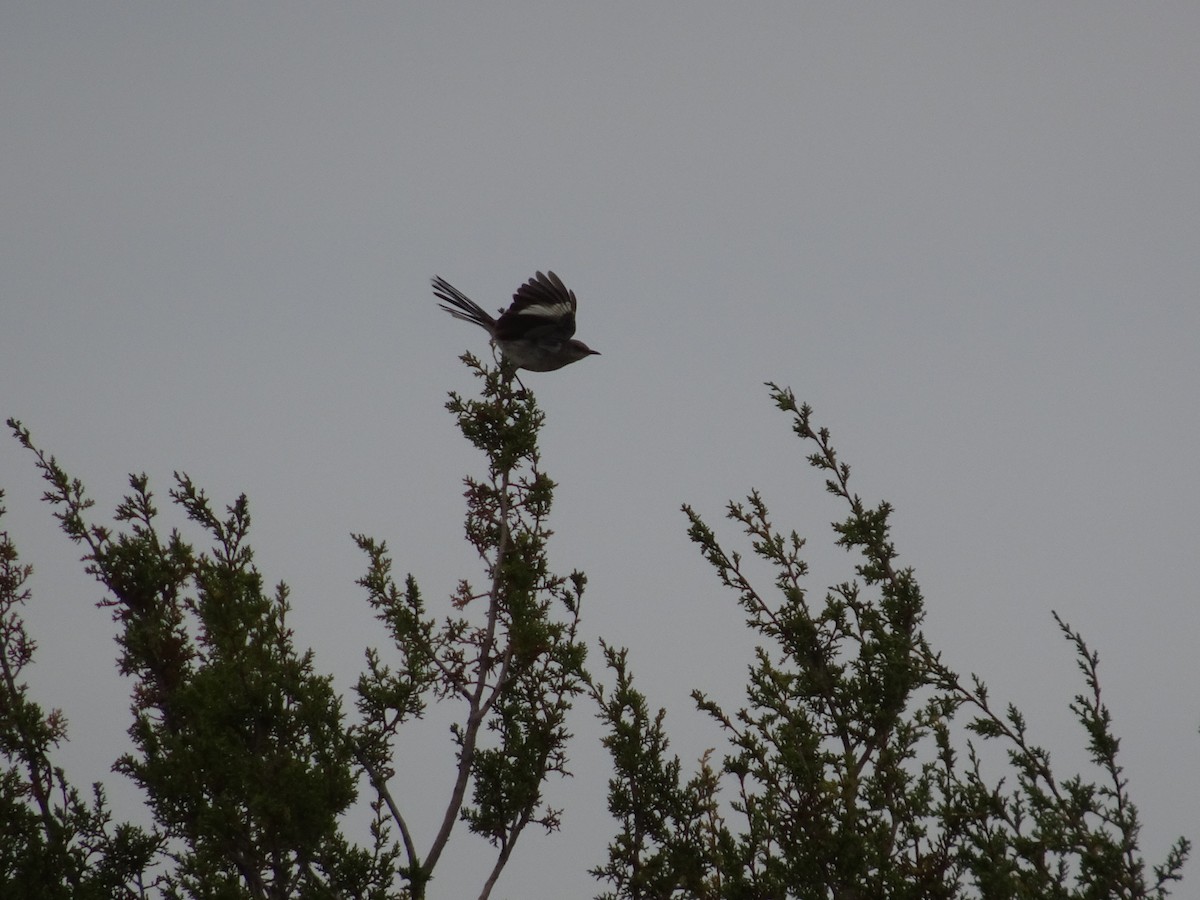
left=495, top=271, right=578, bottom=342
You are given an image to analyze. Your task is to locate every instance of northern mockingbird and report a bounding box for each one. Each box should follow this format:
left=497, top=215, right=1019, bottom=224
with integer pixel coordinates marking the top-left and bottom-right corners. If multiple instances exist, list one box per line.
left=433, top=271, right=600, bottom=372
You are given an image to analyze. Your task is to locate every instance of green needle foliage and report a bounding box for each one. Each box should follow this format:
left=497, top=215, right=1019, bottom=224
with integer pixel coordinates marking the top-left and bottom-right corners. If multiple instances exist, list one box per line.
left=1, top=354, right=589, bottom=898
left=591, top=384, right=1189, bottom=900
left=351, top=355, right=589, bottom=898
left=7, top=423, right=371, bottom=898
left=1, top=368, right=1188, bottom=899
left=1, top=490, right=160, bottom=900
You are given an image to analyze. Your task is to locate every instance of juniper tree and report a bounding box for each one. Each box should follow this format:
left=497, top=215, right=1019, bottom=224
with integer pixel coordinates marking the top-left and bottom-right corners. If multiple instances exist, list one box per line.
left=7, top=422, right=374, bottom=898
left=3, top=371, right=1188, bottom=899
left=1, top=491, right=161, bottom=899
left=351, top=355, right=589, bottom=898
left=2, top=353, right=589, bottom=898
left=591, top=384, right=1189, bottom=900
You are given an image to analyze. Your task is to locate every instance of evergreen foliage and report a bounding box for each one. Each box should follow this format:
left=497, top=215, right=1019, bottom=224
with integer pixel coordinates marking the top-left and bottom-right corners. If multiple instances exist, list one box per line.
left=1, top=371, right=1188, bottom=898
left=590, top=385, right=1189, bottom=899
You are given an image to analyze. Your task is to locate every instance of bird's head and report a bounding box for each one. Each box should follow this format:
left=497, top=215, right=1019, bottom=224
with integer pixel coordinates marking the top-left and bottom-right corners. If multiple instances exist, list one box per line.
left=563, top=340, right=601, bottom=364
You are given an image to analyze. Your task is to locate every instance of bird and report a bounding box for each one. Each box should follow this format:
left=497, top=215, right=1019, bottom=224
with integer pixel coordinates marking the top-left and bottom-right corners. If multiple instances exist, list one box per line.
left=432, top=271, right=600, bottom=372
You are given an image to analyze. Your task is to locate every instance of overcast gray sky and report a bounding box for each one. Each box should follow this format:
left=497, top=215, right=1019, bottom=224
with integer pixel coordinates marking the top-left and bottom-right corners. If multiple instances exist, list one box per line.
left=2, top=4, right=1198, bottom=897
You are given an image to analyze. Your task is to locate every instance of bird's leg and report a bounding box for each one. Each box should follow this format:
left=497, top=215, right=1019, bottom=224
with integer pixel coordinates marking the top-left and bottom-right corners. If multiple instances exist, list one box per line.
left=497, top=355, right=527, bottom=392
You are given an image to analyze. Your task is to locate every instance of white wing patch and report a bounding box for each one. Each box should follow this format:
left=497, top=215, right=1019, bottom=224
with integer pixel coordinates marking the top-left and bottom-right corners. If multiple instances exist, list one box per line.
left=517, top=300, right=574, bottom=320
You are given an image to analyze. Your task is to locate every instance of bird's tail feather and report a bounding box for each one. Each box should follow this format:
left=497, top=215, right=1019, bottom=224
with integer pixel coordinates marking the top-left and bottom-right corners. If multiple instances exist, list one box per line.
left=432, top=276, right=495, bottom=331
